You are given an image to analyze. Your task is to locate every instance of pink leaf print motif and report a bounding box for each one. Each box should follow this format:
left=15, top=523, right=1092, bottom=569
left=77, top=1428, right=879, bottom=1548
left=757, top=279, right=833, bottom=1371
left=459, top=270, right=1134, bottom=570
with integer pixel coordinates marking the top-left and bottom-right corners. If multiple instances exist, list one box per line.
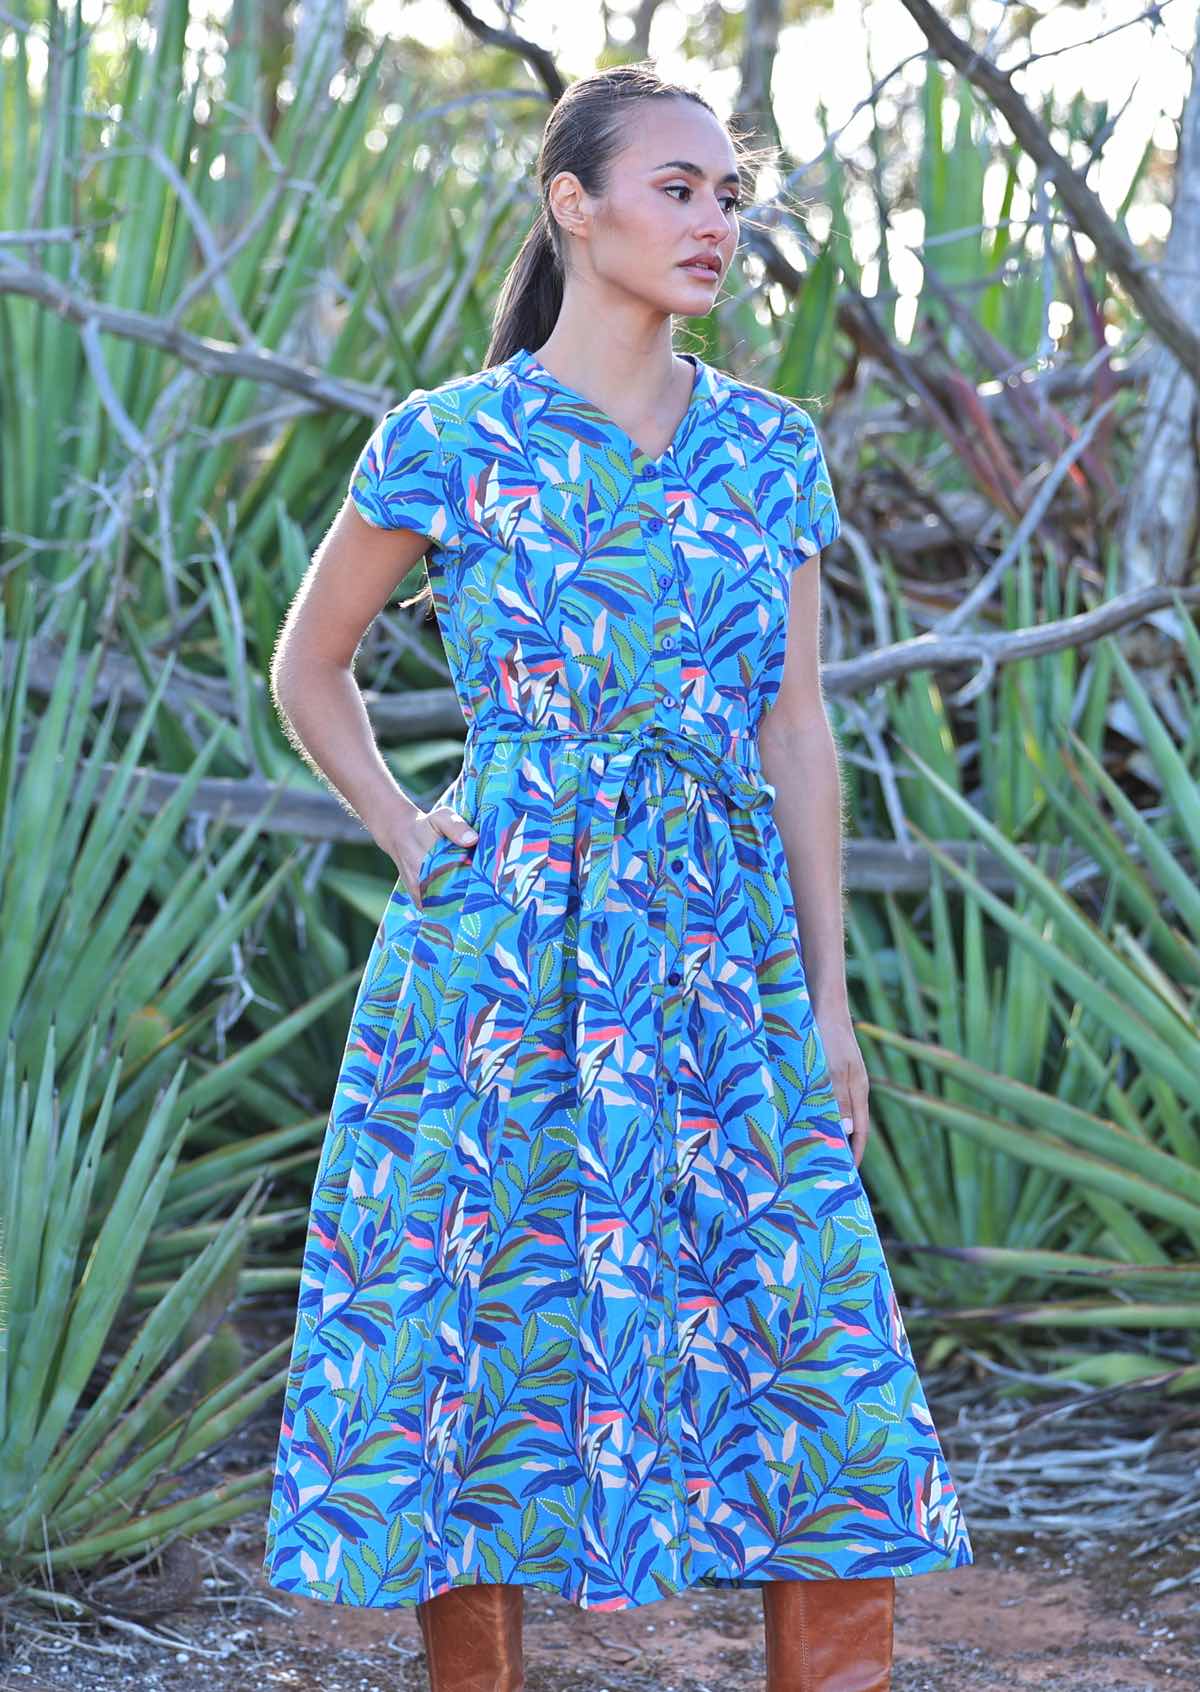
left=264, top=346, right=974, bottom=1614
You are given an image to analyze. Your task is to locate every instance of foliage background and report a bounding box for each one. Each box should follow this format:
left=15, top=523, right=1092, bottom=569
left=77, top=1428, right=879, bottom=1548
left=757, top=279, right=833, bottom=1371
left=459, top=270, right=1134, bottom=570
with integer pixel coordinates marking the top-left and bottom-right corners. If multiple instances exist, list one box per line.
left=3, top=0, right=1200, bottom=1586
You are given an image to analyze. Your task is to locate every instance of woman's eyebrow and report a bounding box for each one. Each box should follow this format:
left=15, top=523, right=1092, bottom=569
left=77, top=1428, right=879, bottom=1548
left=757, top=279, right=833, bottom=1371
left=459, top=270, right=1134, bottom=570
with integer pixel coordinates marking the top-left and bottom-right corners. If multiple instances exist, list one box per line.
left=651, top=158, right=742, bottom=187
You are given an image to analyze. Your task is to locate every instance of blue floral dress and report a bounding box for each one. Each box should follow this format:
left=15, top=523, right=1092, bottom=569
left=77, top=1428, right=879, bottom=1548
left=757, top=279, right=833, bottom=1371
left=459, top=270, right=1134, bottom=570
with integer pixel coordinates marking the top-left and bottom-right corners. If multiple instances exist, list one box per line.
left=262, top=346, right=974, bottom=1611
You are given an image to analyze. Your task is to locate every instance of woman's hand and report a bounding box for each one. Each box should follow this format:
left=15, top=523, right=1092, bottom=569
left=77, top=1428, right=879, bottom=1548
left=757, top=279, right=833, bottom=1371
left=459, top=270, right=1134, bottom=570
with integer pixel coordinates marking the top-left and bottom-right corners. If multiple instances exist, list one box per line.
left=391, top=805, right=478, bottom=908
left=813, top=1004, right=871, bottom=1169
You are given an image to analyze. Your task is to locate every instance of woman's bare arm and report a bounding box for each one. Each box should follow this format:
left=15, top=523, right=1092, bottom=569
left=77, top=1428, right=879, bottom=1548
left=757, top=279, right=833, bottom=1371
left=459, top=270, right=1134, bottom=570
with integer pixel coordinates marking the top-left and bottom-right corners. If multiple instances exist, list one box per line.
left=757, top=558, right=870, bottom=1164
left=757, top=557, right=847, bottom=1010
left=269, top=501, right=477, bottom=899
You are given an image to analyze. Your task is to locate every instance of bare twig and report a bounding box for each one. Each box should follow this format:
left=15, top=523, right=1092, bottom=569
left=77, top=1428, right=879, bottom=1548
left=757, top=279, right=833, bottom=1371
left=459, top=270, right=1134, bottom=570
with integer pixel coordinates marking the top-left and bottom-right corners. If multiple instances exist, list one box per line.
left=3, top=636, right=464, bottom=741
left=1007, top=1, right=1175, bottom=77
left=898, top=0, right=1200, bottom=381
left=13, top=575, right=1200, bottom=751
left=935, top=390, right=1125, bottom=654
left=892, top=1353, right=1200, bottom=1558
left=9, top=743, right=1185, bottom=897
left=0, top=258, right=385, bottom=416
left=441, top=0, right=566, bottom=100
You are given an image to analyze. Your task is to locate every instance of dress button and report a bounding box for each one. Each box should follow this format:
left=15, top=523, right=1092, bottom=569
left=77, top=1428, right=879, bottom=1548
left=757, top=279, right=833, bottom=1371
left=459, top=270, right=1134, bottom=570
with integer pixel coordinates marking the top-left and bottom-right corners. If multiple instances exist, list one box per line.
left=647, top=516, right=663, bottom=534
left=670, top=857, right=683, bottom=872
left=664, top=1185, right=677, bottom=1203
left=668, top=969, right=681, bottom=986
left=659, top=573, right=671, bottom=591
left=666, top=1078, right=677, bottom=1094
left=664, top=695, right=675, bottom=708
left=663, top=635, right=674, bottom=651
left=641, top=463, right=657, bottom=480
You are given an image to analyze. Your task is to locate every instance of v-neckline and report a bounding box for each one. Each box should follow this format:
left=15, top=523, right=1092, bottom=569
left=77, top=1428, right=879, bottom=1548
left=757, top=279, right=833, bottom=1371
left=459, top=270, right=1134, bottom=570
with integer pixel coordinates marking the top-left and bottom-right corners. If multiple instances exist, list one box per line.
left=516, top=346, right=706, bottom=468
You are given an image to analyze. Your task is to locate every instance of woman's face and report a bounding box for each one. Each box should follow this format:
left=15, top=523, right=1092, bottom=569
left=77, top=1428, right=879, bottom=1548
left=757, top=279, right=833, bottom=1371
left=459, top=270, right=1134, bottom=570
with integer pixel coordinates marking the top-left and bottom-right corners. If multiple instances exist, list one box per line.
left=549, top=97, right=742, bottom=317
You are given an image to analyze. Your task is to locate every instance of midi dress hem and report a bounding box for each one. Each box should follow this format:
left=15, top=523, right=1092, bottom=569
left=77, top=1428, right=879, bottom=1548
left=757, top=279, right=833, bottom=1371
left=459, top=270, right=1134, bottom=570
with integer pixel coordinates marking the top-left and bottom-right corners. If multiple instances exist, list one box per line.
left=264, top=1548, right=972, bottom=1615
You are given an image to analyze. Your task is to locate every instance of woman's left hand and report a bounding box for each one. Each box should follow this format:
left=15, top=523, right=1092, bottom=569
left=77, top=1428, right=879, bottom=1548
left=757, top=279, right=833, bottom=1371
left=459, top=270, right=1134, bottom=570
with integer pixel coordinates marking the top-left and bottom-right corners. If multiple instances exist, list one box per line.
left=813, top=1005, right=871, bottom=1169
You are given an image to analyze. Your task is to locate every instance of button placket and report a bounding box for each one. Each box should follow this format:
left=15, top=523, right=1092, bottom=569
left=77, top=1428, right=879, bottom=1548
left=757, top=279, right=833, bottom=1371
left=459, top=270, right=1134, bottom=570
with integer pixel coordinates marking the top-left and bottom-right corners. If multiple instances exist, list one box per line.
left=528, top=719, right=775, bottom=1260
left=636, top=460, right=686, bottom=1239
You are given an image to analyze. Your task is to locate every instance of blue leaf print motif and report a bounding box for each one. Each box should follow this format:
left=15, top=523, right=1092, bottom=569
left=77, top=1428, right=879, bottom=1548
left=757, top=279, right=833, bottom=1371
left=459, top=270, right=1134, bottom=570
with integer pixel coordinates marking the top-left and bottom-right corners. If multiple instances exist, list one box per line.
left=263, top=346, right=974, bottom=1612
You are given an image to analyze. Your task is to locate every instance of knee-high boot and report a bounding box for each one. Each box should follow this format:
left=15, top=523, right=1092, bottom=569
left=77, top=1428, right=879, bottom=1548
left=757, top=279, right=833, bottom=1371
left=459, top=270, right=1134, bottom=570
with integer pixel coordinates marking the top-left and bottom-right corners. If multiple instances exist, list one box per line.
left=415, top=1581, right=525, bottom=1692
left=761, top=1574, right=895, bottom=1691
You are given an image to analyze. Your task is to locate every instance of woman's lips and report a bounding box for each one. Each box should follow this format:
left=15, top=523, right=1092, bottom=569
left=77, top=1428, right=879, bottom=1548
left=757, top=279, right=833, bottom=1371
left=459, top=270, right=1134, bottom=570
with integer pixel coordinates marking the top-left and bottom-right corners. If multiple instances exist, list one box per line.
left=681, top=260, right=720, bottom=279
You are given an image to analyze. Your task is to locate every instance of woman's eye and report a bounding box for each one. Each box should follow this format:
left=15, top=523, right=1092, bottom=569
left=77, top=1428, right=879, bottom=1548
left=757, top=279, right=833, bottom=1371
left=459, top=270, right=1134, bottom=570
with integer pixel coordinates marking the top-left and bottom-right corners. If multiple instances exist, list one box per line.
left=664, top=183, right=741, bottom=214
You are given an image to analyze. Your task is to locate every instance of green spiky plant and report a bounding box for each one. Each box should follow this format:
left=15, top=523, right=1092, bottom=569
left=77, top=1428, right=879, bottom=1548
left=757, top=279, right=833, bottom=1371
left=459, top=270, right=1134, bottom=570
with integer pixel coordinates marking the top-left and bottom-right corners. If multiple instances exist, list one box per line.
left=0, top=1026, right=292, bottom=1576
left=0, top=595, right=380, bottom=1583
left=0, top=599, right=360, bottom=1241
left=0, top=0, right=1179, bottom=1523
left=843, top=619, right=1200, bottom=1394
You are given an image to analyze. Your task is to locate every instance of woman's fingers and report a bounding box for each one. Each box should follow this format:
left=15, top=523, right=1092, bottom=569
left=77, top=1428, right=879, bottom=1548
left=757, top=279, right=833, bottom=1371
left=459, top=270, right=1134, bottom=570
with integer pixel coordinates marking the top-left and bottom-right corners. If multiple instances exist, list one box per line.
left=403, top=808, right=478, bottom=907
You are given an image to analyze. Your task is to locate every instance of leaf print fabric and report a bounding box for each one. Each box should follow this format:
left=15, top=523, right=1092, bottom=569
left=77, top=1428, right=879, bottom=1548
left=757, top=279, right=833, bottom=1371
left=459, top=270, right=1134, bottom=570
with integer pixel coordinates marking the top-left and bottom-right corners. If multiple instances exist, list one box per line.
left=263, top=346, right=974, bottom=1612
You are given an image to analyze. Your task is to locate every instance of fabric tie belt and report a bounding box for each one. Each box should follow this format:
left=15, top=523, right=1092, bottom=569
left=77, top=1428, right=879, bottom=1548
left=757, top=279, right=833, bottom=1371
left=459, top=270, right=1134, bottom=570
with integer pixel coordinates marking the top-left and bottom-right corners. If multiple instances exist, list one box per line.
left=462, top=721, right=777, bottom=922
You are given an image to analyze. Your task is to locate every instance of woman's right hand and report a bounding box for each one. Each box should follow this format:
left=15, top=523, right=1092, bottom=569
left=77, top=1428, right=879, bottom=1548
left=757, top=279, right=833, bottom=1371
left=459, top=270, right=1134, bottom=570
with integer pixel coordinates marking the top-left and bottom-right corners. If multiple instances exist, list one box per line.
left=394, top=805, right=478, bottom=908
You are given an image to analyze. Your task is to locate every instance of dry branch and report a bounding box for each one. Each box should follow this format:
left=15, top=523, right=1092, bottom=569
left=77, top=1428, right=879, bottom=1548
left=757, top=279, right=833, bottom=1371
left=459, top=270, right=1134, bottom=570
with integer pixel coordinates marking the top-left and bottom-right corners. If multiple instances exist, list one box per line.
left=13, top=579, right=1198, bottom=741
left=898, top=0, right=1200, bottom=381
left=11, top=576, right=1200, bottom=867
left=1119, top=2, right=1200, bottom=586
left=0, top=258, right=1153, bottom=438
left=11, top=744, right=1157, bottom=896
left=5, top=637, right=465, bottom=740
left=0, top=258, right=386, bottom=417
left=441, top=0, right=566, bottom=100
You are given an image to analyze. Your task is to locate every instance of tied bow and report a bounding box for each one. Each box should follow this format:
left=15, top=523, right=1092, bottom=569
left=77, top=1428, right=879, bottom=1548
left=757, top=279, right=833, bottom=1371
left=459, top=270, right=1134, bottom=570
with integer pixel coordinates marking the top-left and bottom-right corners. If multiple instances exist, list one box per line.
left=579, top=724, right=776, bottom=920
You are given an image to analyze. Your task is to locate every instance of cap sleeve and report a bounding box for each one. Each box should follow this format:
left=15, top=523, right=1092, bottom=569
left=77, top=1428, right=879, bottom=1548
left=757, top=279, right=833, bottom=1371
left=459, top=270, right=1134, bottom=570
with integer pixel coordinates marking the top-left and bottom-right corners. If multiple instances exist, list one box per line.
left=789, top=405, right=841, bottom=569
left=348, top=388, right=454, bottom=543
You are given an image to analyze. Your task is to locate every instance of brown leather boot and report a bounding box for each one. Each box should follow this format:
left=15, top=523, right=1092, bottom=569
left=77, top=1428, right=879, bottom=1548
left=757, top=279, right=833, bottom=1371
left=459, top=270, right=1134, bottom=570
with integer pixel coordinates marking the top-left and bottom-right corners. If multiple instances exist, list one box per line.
left=761, top=1574, right=895, bottom=1691
left=415, top=1581, right=525, bottom=1692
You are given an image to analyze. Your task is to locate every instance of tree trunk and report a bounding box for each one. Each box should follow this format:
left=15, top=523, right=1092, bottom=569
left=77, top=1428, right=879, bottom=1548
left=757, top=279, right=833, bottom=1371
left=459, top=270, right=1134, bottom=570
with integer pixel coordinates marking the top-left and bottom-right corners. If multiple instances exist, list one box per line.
left=1121, top=8, right=1200, bottom=589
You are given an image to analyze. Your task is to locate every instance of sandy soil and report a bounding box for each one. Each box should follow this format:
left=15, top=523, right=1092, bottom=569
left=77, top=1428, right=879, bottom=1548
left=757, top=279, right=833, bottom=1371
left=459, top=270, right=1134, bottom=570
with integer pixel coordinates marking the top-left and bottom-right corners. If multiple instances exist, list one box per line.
left=3, top=1508, right=1197, bottom=1690
left=2, top=1301, right=1197, bottom=1691
left=235, top=1528, right=1200, bottom=1692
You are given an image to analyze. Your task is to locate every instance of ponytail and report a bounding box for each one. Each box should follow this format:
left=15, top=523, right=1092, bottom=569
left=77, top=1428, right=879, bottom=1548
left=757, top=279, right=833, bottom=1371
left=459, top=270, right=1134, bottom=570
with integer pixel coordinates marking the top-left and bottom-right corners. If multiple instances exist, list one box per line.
left=486, top=207, right=564, bottom=367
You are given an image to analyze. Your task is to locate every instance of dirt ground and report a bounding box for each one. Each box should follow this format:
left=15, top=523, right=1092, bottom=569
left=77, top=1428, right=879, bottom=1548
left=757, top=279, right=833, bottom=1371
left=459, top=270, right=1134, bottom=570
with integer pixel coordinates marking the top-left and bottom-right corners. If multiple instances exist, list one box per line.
left=235, top=1529, right=1200, bottom=1691
left=4, top=1505, right=1198, bottom=1690
left=249, top=1529, right=1200, bottom=1691
left=3, top=1301, right=1198, bottom=1692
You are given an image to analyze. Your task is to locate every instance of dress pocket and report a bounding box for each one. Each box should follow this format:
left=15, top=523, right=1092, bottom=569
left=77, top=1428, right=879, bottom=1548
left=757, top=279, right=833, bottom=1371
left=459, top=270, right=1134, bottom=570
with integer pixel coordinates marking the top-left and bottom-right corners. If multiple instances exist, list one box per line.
left=411, top=760, right=490, bottom=911
left=416, top=828, right=453, bottom=898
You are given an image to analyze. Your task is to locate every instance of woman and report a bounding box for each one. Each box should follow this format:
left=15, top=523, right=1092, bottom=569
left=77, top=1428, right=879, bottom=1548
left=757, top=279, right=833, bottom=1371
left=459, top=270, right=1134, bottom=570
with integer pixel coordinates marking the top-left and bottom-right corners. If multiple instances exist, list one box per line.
left=263, top=61, right=974, bottom=1692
